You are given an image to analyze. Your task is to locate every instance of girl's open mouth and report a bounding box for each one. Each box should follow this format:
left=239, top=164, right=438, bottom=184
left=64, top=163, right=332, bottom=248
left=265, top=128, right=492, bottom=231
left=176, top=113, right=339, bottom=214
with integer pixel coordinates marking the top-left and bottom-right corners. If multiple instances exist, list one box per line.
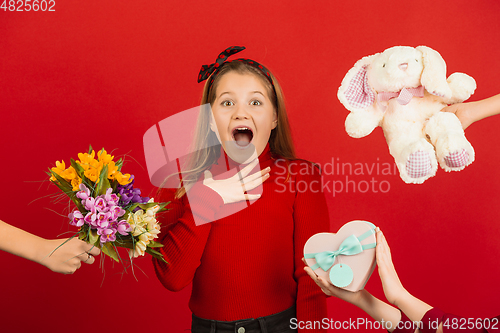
left=232, top=127, right=254, bottom=148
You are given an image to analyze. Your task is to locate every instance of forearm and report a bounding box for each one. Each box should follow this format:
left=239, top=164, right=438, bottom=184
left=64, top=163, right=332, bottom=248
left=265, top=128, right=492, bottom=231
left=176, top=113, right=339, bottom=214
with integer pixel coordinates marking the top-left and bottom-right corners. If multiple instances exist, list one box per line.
left=356, top=289, right=402, bottom=331
left=0, top=219, right=48, bottom=264
left=393, top=289, right=433, bottom=324
left=468, top=94, right=500, bottom=123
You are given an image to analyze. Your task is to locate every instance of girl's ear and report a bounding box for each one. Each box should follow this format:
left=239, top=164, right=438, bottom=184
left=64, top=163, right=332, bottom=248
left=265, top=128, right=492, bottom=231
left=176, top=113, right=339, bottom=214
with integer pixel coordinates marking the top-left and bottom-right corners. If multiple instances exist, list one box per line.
left=209, top=111, right=218, bottom=133
left=338, top=53, right=378, bottom=112
left=416, top=45, right=452, bottom=98
left=271, top=111, right=278, bottom=130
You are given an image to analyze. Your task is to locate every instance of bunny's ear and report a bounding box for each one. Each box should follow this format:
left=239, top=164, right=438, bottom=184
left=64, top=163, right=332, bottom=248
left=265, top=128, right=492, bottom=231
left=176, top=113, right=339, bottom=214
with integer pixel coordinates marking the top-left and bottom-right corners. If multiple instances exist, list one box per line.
left=338, top=54, right=378, bottom=112
left=416, top=46, right=452, bottom=98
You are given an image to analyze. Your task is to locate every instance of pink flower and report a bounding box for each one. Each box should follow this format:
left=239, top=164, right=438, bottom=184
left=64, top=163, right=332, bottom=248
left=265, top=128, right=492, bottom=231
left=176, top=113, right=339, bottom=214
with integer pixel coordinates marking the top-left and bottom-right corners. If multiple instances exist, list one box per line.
left=84, top=212, right=97, bottom=227
left=69, top=210, right=84, bottom=227
left=85, top=197, right=96, bottom=213
left=104, top=188, right=119, bottom=206
left=115, top=220, right=132, bottom=236
left=96, top=212, right=112, bottom=229
left=98, top=227, right=117, bottom=243
left=95, top=197, right=108, bottom=213
left=76, top=184, right=91, bottom=206
left=109, top=205, right=125, bottom=220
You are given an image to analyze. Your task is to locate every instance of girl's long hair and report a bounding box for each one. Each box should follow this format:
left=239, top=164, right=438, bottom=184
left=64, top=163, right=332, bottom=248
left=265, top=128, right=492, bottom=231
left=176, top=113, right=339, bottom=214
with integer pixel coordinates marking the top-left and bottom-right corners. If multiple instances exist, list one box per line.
left=169, top=61, right=296, bottom=199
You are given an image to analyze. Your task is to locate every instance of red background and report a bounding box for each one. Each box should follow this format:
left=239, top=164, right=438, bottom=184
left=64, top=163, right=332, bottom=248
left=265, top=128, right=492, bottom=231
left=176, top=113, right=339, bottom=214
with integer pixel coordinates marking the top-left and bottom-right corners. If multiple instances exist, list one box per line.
left=1, top=0, right=499, bottom=332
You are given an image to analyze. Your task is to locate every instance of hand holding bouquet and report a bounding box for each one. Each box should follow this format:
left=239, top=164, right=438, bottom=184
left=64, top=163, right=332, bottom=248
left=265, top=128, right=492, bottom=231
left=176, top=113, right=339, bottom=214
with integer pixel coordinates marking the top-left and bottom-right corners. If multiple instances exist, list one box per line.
left=48, top=146, right=168, bottom=263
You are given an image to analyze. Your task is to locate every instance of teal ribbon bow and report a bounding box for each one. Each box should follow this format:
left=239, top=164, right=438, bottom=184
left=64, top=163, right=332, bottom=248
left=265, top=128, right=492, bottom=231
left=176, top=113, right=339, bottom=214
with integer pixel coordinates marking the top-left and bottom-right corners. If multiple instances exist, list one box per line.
left=304, top=223, right=377, bottom=287
left=309, top=234, right=364, bottom=271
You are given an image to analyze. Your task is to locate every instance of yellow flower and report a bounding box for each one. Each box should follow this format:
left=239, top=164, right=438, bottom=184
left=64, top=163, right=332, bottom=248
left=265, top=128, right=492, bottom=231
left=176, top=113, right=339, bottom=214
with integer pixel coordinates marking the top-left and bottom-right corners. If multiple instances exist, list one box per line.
left=71, top=176, right=82, bottom=191
left=105, top=160, right=119, bottom=180
left=77, top=150, right=96, bottom=171
left=115, top=172, right=132, bottom=185
left=84, top=167, right=99, bottom=182
left=97, top=149, right=114, bottom=164
left=50, top=160, right=66, bottom=181
left=61, top=166, right=77, bottom=182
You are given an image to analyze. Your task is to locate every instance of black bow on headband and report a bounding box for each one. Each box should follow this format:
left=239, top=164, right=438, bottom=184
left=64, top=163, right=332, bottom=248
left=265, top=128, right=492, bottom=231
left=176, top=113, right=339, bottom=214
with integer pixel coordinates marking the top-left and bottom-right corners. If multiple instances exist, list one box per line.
left=197, top=46, right=273, bottom=88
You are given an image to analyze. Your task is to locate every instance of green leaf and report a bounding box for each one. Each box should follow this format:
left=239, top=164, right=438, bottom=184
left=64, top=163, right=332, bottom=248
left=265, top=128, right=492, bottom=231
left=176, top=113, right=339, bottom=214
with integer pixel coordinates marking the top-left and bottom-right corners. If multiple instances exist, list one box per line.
left=50, top=170, right=72, bottom=191
left=134, top=202, right=161, bottom=210
left=79, top=225, right=90, bottom=242
left=88, top=228, right=99, bottom=245
left=88, top=145, right=93, bottom=154
left=102, top=242, right=119, bottom=262
left=110, top=179, right=118, bottom=192
left=148, top=240, right=164, bottom=248
left=80, top=175, right=93, bottom=190
left=95, top=165, right=110, bottom=196
left=115, top=159, right=123, bottom=171
left=70, top=158, right=85, bottom=179
left=145, top=248, right=168, bottom=263
left=113, top=238, right=135, bottom=249
left=50, top=171, right=86, bottom=213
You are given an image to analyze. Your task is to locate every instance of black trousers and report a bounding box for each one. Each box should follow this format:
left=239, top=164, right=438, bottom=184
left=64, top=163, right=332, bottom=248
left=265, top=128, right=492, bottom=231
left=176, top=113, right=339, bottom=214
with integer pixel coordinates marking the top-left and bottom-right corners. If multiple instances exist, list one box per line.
left=191, top=306, right=297, bottom=333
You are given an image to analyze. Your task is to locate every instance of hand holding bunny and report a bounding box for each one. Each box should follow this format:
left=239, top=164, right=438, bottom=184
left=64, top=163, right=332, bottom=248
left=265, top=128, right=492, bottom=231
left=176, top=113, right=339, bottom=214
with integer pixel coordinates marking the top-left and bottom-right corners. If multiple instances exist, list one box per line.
left=338, top=46, right=476, bottom=184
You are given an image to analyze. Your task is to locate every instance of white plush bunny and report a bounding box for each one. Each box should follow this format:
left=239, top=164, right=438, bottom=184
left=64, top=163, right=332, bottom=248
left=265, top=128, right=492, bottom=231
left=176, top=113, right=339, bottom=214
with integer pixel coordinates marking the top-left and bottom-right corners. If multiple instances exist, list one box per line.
left=338, top=46, right=476, bottom=184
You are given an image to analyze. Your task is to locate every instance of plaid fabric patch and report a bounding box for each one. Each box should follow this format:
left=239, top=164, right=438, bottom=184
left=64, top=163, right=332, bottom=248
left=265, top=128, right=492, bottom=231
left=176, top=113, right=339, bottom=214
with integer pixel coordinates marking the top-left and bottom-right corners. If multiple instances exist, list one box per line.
left=378, top=86, right=425, bottom=105
left=406, top=151, right=431, bottom=178
left=444, top=149, right=469, bottom=168
left=344, top=65, right=375, bottom=109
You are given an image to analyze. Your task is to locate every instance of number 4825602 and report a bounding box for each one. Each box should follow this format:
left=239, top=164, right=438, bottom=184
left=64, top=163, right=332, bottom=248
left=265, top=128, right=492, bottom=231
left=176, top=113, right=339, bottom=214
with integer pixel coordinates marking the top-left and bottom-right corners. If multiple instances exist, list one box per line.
left=1, top=0, right=55, bottom=11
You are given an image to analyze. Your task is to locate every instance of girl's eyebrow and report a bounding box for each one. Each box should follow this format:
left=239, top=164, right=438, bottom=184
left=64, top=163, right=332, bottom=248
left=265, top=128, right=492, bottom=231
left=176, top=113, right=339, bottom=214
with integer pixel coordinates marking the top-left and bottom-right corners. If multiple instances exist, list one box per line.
left=218, top=91, right=233, bottom=98
left=218, top=91, right=265, bottom=98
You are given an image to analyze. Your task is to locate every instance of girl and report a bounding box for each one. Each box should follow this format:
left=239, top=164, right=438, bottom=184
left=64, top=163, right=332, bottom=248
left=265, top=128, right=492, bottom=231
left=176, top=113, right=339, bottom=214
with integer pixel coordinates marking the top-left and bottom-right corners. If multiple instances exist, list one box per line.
left=152, top=46, right=330, bottom=333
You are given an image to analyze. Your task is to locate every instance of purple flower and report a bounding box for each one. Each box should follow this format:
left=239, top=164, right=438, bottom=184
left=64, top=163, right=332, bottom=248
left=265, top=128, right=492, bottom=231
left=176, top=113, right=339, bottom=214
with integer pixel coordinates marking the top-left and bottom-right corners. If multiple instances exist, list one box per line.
left=69, top=210, right=84, bottom=227
left=98, top=227, right=117, bottom=243
left=117, top=175, right=150, bottom=206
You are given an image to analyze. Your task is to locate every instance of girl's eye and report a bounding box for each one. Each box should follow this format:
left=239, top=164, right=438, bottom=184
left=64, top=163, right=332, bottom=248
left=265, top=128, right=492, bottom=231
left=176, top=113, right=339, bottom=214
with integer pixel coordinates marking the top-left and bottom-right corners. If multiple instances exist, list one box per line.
left=251, top=100, right=262, bottom=106
left=222, top=100, right=234, bottom=107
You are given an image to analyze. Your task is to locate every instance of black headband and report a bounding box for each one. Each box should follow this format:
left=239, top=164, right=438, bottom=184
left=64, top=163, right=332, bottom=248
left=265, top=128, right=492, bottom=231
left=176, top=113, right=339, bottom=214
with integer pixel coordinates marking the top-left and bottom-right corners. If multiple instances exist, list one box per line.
left=197, top=46, right=274, bottom=90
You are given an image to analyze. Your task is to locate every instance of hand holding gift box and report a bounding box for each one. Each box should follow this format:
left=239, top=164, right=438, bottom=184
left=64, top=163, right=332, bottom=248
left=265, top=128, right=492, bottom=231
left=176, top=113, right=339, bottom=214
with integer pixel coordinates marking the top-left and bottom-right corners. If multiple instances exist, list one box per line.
left=304, top=220, right=377, bottom=292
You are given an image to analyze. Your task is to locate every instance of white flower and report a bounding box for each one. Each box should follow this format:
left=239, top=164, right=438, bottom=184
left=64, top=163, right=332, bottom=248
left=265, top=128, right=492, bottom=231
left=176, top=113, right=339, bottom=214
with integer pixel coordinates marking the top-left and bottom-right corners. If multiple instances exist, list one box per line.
left=127, top=200, right=162, bottom=258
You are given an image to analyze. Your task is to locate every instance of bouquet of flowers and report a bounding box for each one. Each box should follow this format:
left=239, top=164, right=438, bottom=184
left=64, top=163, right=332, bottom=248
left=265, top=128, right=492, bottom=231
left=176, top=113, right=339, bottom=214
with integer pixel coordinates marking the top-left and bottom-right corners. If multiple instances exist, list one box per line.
left=48, top=146, right=168, bottom=263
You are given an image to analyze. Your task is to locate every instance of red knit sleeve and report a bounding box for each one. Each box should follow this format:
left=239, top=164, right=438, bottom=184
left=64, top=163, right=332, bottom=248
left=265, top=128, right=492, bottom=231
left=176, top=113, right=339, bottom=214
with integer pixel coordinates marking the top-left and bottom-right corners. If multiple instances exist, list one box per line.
left=152, top=184, right=223, bottom=292
left=291, top=161, right=330, bottom=332
left=419, top=307, right=499, bottom=333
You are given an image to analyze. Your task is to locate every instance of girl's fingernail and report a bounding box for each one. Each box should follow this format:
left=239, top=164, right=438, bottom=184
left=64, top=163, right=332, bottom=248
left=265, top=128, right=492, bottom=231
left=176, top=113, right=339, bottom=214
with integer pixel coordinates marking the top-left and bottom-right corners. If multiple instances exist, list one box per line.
left=266, top=167, right=271, bottom=171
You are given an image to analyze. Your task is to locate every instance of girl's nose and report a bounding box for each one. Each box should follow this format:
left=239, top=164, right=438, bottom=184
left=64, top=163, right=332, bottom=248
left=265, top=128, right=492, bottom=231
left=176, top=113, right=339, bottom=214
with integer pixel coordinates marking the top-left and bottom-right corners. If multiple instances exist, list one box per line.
left=233, top=105, right=251, bottom=119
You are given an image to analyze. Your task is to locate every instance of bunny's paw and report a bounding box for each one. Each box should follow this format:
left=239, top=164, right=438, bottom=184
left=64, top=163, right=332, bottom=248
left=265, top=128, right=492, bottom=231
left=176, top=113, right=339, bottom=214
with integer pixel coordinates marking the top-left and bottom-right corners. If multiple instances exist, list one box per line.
left=405, top=151, right=433, bottom=179
left=443, top=149, right=469, bottom=169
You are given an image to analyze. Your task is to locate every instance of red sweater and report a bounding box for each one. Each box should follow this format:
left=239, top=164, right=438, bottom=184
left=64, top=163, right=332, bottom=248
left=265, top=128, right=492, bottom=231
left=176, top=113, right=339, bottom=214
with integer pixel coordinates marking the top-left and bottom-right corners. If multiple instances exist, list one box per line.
left=153, top=143, right=330, bottom=330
